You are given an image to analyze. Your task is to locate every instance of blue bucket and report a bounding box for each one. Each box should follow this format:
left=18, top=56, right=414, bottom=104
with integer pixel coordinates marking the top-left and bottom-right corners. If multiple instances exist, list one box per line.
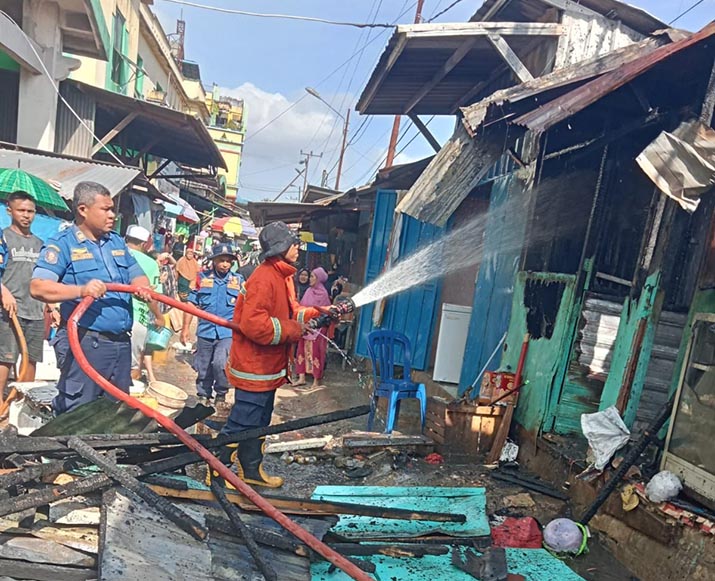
left=145, top=325, right=173, bottom=351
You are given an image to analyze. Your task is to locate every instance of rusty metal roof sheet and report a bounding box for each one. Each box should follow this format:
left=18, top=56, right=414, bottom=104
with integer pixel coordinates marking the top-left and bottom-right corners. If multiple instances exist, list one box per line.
left=460, top=32, right=672, bottom=134
left=69, top=80, right=226, bottom=170
left=472, top=0, right=667, bottom=36
left=0, top=145, right=141, bottom=200
left=513, top=22, right=715, bottom=133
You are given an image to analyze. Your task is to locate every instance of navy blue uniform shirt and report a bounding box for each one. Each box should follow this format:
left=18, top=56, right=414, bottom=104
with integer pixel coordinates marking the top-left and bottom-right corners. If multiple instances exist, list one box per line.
left=33, top=225, right=144, bottom=334
left=188, top=269, right=243, bottom=340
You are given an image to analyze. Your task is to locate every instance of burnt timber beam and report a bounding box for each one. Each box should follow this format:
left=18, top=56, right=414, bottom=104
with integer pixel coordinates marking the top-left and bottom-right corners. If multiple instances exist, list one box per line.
left=701, top=55, right=715, bottom=125
left=487, top=33, right=534, bottom=83
left=408, top=114, right=441, bottom=152
left=67, top=437, right=208, bottom=541
left=210, top=480, right=278, bottom=581
left=403, top=38, right=479, bottom=115
left=90, top=111, right=138, bottom=156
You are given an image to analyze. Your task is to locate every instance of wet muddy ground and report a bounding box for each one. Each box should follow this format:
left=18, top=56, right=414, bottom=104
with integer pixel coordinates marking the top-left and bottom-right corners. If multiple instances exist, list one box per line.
left=156, top=348, right=637, bottom=581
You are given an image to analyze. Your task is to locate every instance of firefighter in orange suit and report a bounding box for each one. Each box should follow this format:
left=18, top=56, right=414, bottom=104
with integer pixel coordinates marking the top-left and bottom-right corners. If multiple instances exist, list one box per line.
left=209, top=222, right=325, bottom=488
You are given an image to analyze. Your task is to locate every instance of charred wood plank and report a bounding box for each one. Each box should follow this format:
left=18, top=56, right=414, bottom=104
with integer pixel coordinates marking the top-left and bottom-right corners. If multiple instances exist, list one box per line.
left=204, top=514, right=308, bottom=556
left=210, top=479, right=278, bottom=581
left=67, top=437, right=207, bottom=541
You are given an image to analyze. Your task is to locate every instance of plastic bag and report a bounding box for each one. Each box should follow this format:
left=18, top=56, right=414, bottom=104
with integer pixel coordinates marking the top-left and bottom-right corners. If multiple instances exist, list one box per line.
left=646, top=471, right=683, bottom=503
left=581, top=406, right=630, bottom=471
left=543, top=518, right=588, bottom=555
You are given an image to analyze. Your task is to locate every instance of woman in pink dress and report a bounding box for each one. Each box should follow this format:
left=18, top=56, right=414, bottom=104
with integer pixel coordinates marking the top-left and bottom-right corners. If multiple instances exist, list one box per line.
left=295, top=267, right=332, bottom=388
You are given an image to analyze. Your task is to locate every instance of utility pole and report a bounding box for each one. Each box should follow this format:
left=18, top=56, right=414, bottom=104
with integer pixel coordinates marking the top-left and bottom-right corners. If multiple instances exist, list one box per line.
left=335, top=108, right=350, bottom=191
left=299, top=150, right=322, bottom=196
left=384, top=0, right=424, bottom=169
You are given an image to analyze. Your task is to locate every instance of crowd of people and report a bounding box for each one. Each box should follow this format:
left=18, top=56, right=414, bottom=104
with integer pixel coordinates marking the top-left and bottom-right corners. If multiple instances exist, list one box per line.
left=0, top=181, right=350, bottom=490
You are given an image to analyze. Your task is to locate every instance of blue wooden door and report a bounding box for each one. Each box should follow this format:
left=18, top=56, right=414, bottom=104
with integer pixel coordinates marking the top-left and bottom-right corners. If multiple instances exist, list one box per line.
left=380, top=216, right=443, bottom=370
left=459, top=175, right=528, bottom=393
left=355, top=190, right=397, bottom=358
left=354, top=196, right=443, bottom=370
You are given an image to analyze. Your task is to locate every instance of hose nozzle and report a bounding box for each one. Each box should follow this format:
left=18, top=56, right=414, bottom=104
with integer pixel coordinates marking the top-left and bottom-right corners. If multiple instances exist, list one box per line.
left=308, top=297, right=356, bottom=330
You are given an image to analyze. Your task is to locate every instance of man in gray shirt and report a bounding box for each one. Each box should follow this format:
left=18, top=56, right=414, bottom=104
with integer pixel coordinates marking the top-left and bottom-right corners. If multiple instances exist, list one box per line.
left=0, top=192, right=48, bottom=393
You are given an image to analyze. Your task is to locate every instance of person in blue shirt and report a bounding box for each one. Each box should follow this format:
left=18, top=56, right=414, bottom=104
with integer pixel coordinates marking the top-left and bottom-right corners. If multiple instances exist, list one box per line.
left=181, top=243, right=242, bottom=405
left=30, top=181, right=153, bottom=415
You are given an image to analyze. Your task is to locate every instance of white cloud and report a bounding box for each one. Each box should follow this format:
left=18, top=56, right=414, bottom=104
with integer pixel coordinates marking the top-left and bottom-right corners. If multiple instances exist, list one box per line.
left=219, top=83, right=351, bottom=200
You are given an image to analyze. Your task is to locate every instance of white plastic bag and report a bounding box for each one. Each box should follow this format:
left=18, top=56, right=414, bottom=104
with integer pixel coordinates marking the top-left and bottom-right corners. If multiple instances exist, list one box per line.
left=581, top=406, right=630, bottom=471
left=646, top=471, right=682, bottom=503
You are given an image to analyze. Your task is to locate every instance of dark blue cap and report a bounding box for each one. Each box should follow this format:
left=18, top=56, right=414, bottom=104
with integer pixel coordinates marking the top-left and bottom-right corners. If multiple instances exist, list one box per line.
left=209, top=243, right=236, bottom=260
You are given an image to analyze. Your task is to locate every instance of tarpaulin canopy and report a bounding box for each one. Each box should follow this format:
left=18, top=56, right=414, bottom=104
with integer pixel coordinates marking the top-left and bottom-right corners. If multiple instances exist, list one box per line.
left=211, top=216, right=257, bottom=238
left=162, top=194, right=199, bottom=224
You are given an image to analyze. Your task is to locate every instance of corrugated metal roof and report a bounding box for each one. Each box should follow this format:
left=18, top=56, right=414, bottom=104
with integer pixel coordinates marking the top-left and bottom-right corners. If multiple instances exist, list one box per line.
left=356, top=22, right=563, bottom=115
left=513, top=22, right=715, bottom=132
left=0, top=146, right=140, bottom=200
left=460, top=32, right=672, bottom=134
left=471, top=0, right=667, bottom=36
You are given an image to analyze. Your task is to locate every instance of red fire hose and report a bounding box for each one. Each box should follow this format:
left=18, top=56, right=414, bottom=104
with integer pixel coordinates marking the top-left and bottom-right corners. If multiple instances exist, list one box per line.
left=68, top=283, right=373, bottom=581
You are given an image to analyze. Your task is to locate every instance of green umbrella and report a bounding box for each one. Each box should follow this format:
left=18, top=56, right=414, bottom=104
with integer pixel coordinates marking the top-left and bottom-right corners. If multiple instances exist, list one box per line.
left=0, top=168, right=70, bottom=212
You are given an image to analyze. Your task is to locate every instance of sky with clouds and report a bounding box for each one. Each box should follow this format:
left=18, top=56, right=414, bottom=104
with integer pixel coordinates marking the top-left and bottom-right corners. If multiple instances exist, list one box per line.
left=153, top=0, right=714, bottom=202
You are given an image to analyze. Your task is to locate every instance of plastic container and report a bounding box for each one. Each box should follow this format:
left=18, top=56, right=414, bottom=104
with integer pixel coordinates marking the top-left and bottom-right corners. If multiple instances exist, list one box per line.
left=145, top=325, right=173, bottom=351
left=146, top=381, right=188, bottom=411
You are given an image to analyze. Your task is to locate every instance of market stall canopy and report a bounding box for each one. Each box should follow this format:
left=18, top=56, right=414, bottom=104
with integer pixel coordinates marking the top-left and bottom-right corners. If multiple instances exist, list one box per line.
left=0, top=169, right=69, bottom=211
left=67, top=80, right=226, bottom=170
left=211, top=216, right=257, bottom=238
left=161, top=194, right=199, bottom=224
left=0, top=145, right=144, bottom=202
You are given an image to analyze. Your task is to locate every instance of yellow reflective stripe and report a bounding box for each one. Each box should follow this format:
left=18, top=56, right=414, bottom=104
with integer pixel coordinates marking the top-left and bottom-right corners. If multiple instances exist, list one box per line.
left=297, top=310, right=306, bottom=324
left=227, top=366, right=287, bottom=382
left=270, top=317, right=281, bottom=345
left=239, top=284, right=247, bottom=296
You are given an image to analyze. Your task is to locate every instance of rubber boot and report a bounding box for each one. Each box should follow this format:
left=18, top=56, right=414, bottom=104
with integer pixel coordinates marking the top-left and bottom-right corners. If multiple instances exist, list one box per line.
left=206, top=443, right=238, bottom=489
left=236, top=437, right=284, bottom=488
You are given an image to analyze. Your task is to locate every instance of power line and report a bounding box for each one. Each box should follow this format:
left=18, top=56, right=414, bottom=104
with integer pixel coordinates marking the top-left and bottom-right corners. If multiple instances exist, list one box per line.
left=669, top=0, right=707, bottom=25
left=160, top=0, right=395, bottom=29
left=427, top=0, right=467, bottom=22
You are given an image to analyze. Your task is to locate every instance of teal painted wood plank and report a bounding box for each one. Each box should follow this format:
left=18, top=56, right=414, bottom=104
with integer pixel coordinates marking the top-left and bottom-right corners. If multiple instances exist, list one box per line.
left=311, top=549, right=585, bottom=580
left=311, top=486, right=489, bottom=538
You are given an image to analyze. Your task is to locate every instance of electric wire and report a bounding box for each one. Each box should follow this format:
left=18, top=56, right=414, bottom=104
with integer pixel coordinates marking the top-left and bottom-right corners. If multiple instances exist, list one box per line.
left=160, top=0, right=395, bottom=29
left=427, top=0, right=468, bottom=22
left=669, top=0, right=707, bottom=25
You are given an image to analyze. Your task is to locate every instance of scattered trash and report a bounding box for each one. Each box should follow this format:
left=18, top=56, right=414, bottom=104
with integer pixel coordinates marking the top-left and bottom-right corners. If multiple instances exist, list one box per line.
left=620, top=484, right=640, bottom=512
left=345, top=466, right=373, bottom=479
left=646, top=471, right=683, bottom=503
left=264, top=436, right=333, bottom=454
left=581, top=406, right=630, bottom=471
left=491, top=517, right=543, bottom=549
left=502, top=493, right=536, bottom=509
left=334, top=456, right=365, bottom=470
left=499, top=440, right=519, bottom=463
left=543, top=518, right=589, bottom=557
left=424, top=452, right=444, bottom=465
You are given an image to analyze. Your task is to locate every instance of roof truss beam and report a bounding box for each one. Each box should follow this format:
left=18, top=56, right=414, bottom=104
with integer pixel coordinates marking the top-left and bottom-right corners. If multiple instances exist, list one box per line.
left=487, top=33, right=534, bottom=83
left=399, top=22, right=564, bottom=38
left=540, top=0, right=602, bottom=19
left=404, top=37, right=479, bottom=114
left=91, top=111, right=139, bottom=156
left=408, top=114, right=441, bottom=152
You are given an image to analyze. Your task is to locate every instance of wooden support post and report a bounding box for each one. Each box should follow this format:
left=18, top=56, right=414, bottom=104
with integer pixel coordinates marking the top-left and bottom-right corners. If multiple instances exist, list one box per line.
left=67, top=437, right=208, bottom=541
left=487, top=34, right=534, bottom=83
left=407, top=113, right=441, bottom=152
left=90, top=112, right=138, bottom=156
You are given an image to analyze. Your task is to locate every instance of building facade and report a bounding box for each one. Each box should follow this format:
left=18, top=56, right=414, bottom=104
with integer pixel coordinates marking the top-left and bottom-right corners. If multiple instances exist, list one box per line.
left=205, top=86, right=245, bottom=200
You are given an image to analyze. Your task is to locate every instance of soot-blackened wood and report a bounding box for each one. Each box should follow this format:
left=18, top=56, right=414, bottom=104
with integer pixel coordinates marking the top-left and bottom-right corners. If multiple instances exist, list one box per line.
left=210, top=479, right=278, bottom=581
left=67, top=437, right=207, bottom=541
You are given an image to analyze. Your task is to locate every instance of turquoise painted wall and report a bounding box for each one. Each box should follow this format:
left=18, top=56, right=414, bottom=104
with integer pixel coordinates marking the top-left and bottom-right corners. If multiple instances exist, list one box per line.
left=500, top=272, right=578, bottom=433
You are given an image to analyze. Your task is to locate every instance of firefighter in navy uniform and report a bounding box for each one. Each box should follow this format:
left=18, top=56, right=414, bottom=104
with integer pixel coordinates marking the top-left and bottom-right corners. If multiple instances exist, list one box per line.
left=30, top=182, right=152, bottom=415
left=181, top=243, right=242, bottom=405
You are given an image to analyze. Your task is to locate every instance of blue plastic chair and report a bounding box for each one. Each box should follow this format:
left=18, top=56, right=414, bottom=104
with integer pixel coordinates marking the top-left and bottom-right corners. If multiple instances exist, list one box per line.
left=366, top=330, right=427, bottom=434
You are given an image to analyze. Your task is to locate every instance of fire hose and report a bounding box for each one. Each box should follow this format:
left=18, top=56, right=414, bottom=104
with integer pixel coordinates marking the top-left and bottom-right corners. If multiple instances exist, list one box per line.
left=0, top=313, right=31, bottom=417
left=68, top=283, right=372, bottom=581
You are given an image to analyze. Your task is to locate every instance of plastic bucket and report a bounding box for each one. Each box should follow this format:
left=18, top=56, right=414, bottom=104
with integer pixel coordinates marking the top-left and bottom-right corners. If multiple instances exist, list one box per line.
left=146, top=381, right=188, bottom=410
left=145, top=325, right=173, bottom=351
